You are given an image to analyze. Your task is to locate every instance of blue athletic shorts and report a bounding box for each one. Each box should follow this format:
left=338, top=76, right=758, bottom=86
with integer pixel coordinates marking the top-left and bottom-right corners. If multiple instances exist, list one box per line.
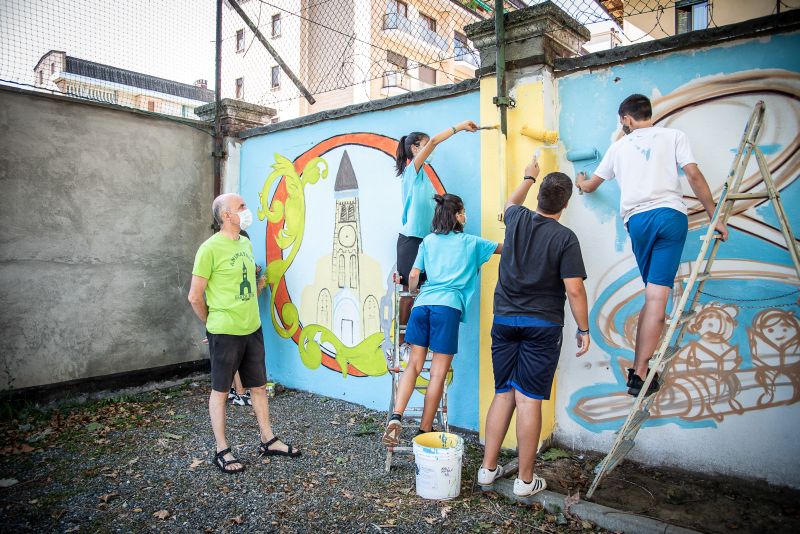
left=405, top=305, right=461, bottom=355
left=491, top=316, right=563, bottom=400
left=627, top=208, right=688, bottom=288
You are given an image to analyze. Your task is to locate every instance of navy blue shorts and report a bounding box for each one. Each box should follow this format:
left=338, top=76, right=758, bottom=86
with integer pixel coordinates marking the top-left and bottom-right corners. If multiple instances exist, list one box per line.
left=405, top=305, right=461, bottom=355
left=627, top=208, right=688, bottom=288
left=491, top=317, right=562, bottom=400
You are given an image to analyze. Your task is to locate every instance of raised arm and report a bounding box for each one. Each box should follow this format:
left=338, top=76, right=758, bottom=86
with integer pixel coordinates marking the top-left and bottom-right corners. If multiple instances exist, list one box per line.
left=683, top=163, right=728, bottom=241
left=412, top=119, right=478, bottom=173
left=505, top=156, right=540, bottom=211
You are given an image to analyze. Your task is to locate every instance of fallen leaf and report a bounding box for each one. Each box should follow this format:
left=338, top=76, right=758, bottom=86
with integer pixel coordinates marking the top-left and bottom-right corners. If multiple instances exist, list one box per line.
left=230, top=515, right=243, bottom=525
left=153, top=509, right=170, bottom=520
left=189, top=458, right=205, bottom=469
left=424, top=517, right=437, bottom=524
left=440, top=505, right=452, bottom=519
left=162, top=432, right=182, bottom=440
left=19, top=444, right=35, bottom=454
left=541, top=448, right=572, bottom=461
left=581, top=520, right=593, bottom=530
left=0, top=479, right=19, bottom=488
left=132, top=508, right=143, bottom=513
left=28, top=499, right=39, bottom=505
left=99, top=492, right=119, bottom=503
left=261, top=458, right=271, bottom=465
left=85, top=422, right=103, bottom=432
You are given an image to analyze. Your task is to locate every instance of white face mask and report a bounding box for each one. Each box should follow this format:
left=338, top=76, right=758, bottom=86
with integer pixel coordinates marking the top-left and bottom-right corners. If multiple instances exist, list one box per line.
left=236, top=208, right=253, bottom=230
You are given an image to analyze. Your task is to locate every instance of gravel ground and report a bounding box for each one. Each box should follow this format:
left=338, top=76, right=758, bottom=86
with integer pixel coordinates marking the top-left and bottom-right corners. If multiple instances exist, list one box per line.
left=0, top=379, right=601, bottom=533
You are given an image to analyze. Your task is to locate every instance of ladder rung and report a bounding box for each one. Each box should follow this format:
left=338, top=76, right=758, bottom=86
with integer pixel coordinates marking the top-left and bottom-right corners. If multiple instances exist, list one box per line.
left=699, top=233, right=724, bottom=241
left=726, top=192, right=770, bottom=201
left=598, top=439, right=635, bottom=474
left=661, top=344, right=681, bottom=364
left=668, top=310, right=695, bottom=326
left=618, top=409, right=650, bottom=438
left=695, top=273, right=713, bottom=282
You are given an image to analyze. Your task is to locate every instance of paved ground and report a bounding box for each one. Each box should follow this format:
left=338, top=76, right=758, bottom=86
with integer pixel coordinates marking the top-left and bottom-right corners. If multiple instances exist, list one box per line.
left=0, top=378, right=601, bottom=533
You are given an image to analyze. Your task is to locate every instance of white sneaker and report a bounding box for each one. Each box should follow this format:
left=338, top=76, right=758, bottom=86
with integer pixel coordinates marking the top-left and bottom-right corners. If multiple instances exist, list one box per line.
left=477, top=465, right=504, bottom=486
left=513, top=475, right=547, bottom=497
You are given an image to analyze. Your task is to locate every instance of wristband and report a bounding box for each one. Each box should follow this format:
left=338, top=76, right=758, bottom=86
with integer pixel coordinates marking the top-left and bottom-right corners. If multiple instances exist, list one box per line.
left=451, top=126, right=457, bottom=134
left=523, top=175, right=536, bottom=182
left=577, top=327, right=589, bottom=335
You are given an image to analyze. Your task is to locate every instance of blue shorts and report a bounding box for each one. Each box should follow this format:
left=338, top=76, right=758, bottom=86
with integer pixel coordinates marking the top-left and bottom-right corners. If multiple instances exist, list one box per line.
left=405, top=305, right=461, bottom=355
left=491, top=316, right=562, bottom=400
left=627, top=208, right=688, bottom=288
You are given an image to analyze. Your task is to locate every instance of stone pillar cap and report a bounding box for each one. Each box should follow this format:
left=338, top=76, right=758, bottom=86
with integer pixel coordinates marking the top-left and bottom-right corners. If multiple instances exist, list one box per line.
left=194, top=98, right=277, bottom=137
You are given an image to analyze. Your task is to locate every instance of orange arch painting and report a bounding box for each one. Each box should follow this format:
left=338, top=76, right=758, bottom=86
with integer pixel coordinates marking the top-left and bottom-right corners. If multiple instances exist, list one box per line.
left=265, top=132, right=445, bottom=376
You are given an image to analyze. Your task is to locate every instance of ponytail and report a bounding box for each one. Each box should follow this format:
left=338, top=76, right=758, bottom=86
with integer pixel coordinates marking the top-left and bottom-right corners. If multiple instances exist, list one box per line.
left=394, top=131, right=430, bottom=176
left=431, top=193, right=465, bottom=234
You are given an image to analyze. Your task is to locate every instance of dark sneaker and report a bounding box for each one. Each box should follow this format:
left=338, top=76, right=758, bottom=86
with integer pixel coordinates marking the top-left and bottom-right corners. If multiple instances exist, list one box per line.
left=230, top=393, right=252, bottom=407
left=627, top=369, right=660, bottom=397
left=227, top=387, right=237, bottom=400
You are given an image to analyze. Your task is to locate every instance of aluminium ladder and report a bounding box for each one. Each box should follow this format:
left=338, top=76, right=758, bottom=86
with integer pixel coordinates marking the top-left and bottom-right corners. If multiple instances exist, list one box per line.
left=586, top=101, right=800, bottom=499
left=384, top=280, right=450, bottom=472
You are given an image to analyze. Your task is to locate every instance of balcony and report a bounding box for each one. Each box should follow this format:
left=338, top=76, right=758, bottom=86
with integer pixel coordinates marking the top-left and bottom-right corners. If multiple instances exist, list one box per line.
left=454, top=43, right=479, bottom=68
left=383, top=12, right=448, bottom=52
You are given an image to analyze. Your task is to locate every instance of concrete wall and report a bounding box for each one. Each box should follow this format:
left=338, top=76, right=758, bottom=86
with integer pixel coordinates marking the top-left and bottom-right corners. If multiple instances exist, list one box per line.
left=238, top=83, right=483, bottom=430
left=555, top=30, right=800, bottom=487
left=0, top=88, right=214, bottom=391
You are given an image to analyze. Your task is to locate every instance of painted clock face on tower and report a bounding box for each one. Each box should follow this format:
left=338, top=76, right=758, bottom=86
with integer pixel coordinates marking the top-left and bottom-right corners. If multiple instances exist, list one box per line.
left=338, top=225, right=356, bottom=247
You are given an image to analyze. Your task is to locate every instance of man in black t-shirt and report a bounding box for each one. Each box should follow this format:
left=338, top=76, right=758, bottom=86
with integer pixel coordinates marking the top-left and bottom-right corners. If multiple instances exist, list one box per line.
left=477, top=157, right=591, bottom=497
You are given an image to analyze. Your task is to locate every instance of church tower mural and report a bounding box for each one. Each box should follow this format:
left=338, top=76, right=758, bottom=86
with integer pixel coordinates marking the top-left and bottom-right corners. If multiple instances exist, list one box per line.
left=300, top=149, right=385, bottom=349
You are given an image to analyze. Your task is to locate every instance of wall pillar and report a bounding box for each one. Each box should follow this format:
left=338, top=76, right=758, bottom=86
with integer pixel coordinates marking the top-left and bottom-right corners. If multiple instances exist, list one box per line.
left=195, top=99, right=276, bottom=195
left=465, top=1, right=588, bottom=449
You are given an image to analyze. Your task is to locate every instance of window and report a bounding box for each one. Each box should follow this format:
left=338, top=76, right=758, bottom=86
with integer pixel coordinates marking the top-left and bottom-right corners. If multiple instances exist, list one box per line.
left=38, top=70, right=43, bottom=84
left=271, top=66, right=280, bottom=89
left=147, top=100, right=155, bottom=112
left=50, top=62, right=56, bottom=74
left=181, top=105, right=191, bottom=118
left=235, top=29, right=245, bottom=52
left=676, top=0, right=708, bottom=34
left=420, top=13, right=437, bottom=33
left=387, top=50, right=407, bottom=69
left=392, top=0, right=407, bottom=18
left=235, top=77, right=244, bottom=99
left=419, top=65, right=436, bottom=85
left=272, top=14, right=281, bottom=38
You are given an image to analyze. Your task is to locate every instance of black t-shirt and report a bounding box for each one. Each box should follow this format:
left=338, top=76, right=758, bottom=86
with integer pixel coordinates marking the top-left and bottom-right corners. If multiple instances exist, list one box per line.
left=493, top=205, right=587, bottom=325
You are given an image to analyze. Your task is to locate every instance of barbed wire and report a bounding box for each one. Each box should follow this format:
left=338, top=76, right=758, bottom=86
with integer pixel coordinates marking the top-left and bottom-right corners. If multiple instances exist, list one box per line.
left=0, top=1, right=793, bottom=123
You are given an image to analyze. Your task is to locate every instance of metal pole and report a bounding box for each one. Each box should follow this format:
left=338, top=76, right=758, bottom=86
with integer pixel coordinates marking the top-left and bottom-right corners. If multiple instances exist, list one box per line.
left=494, top=0, right=510, bottom=221
left=228, top=0, right=316, bottom=105
left=213, top=0, right=223, bottom=198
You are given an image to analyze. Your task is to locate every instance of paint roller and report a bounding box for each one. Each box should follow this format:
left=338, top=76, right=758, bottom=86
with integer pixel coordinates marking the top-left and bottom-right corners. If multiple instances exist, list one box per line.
left=520, top=127, right=560, bottom=160
left=566, top=148, right=600, bottom=195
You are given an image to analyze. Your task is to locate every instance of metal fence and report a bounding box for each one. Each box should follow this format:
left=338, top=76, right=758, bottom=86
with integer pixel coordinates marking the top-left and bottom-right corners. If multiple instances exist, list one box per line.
left=1, top=1, right=791, bottom=122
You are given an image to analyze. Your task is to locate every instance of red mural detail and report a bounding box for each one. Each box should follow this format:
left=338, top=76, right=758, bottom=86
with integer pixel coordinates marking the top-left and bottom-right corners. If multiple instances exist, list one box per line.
left=264, top=132, right=445, bottom=376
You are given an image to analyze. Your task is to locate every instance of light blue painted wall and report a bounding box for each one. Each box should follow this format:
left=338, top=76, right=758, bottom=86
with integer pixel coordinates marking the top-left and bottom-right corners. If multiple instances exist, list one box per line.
left=239, top=91, right=483, bottom=430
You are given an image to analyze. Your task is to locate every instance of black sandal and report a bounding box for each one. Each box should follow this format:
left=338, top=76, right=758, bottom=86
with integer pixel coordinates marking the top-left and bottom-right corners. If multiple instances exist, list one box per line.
left=259, top=436, right=301, bottom=458
left=213, top=447, right=245, bottom=474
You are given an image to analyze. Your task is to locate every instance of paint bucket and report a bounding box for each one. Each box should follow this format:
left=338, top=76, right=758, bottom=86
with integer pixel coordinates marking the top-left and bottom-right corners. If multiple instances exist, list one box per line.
left=412, top=432, right=463, bottom=500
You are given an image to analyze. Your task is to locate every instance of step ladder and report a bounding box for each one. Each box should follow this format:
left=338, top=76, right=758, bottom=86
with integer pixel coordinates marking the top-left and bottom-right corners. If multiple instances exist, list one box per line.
left=384, top=280, right=450, bottom=473
left=586, top=101, right=800, bottom=499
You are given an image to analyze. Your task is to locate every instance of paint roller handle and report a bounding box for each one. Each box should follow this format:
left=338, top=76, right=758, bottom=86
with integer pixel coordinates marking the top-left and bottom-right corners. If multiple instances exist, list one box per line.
left=575, top=171, right=588, bottom=195
left=524, top=155, right=540, bottom=180
left=457, top=120, right=479, bottom=133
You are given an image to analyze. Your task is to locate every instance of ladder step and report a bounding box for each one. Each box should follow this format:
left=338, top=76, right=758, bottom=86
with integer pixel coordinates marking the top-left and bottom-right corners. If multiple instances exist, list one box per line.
left=658, top=344, right=681, bottom=365
left=596, top=438, right=635, bottom=475
left=726, top=192, right=770, bottom=200
left=618, top=410, right=650, bottom=438
left=668, top=310, right=695, bottom=326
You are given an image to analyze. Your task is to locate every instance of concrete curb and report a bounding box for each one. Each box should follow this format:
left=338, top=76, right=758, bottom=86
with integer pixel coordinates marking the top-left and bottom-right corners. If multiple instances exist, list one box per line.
left=485, top=478, right=701, bottom=534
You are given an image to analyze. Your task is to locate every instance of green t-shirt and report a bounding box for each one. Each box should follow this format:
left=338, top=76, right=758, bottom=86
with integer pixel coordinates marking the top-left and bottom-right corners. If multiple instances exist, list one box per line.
left=192, top=233, right=261, bottom=335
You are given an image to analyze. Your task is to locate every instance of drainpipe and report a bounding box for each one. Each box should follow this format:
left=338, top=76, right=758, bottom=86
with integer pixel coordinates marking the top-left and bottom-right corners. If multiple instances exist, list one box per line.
left=493, top=0, right=513, bottom=221
left=213, top=0, right=223, bottom=198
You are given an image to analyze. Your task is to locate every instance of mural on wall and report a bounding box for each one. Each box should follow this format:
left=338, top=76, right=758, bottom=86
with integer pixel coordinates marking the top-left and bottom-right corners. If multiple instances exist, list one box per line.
left=565, top=69, right=800, bottom=431
left=257, top=133, right=447, bottom=378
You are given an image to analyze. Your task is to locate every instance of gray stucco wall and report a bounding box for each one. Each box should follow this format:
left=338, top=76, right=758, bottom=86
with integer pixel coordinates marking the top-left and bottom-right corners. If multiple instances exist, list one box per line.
left=0, top=88, right=214, bottom=390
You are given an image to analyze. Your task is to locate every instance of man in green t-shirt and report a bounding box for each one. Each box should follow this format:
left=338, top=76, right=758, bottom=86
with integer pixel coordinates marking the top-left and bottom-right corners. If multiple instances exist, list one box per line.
left=188, top=193, right=301, bottom=473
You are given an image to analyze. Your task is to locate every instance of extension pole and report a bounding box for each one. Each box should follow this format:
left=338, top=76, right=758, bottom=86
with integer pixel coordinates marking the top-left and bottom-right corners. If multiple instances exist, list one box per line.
left=494, top=0, right=509, bottom=221
left=213, top=0, right=223, bottom=198
left=228, top=0, right=316, bottom=105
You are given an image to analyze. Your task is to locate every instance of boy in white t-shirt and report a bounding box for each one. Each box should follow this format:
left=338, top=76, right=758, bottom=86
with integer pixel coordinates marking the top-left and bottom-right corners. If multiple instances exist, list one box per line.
left=577, top=94, right=728, bottom=396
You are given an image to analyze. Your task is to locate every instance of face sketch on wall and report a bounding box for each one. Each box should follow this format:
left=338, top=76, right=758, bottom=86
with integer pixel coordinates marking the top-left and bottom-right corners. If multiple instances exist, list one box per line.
left=258, top=133, right=447, bottom=379
left=567, top=70, right=800, bottom=431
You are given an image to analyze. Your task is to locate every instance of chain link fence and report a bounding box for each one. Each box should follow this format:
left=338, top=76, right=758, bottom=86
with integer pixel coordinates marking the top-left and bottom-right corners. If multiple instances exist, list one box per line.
left=1, top=1, right=792, bottom=122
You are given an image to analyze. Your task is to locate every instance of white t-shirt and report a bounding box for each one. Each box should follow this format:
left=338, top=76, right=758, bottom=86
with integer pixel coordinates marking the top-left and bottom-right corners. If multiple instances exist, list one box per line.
left=594, top=126, right=696, bottom=223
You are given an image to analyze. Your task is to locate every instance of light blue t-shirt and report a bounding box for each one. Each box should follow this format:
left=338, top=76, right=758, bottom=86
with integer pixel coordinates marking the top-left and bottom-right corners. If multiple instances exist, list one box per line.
left=400, top=162, right=436, bottom=238
left=412, top=232, right=498, bottom=323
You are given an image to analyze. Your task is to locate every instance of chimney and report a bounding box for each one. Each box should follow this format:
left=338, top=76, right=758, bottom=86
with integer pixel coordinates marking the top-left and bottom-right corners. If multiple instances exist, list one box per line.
left=194, top=79, right=208, bottom=89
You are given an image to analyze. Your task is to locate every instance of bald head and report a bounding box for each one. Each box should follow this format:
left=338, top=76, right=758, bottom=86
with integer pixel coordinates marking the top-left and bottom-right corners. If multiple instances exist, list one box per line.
left=212, top=194, right=244, bottom=229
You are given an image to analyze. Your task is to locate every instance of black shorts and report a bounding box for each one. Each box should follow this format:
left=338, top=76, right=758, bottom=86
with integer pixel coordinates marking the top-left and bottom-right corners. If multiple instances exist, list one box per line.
left=206, top=327, right=267, bottom=392
left=491, top=322, right=562, bottom=400
left=396, top=233, right=427, bottom=287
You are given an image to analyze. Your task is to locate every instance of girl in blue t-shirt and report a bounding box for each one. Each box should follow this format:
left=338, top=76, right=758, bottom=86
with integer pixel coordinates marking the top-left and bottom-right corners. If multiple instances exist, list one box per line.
left=383, top=194, right=501, bottom=445
left=394, top=120, right=478, bottom=288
